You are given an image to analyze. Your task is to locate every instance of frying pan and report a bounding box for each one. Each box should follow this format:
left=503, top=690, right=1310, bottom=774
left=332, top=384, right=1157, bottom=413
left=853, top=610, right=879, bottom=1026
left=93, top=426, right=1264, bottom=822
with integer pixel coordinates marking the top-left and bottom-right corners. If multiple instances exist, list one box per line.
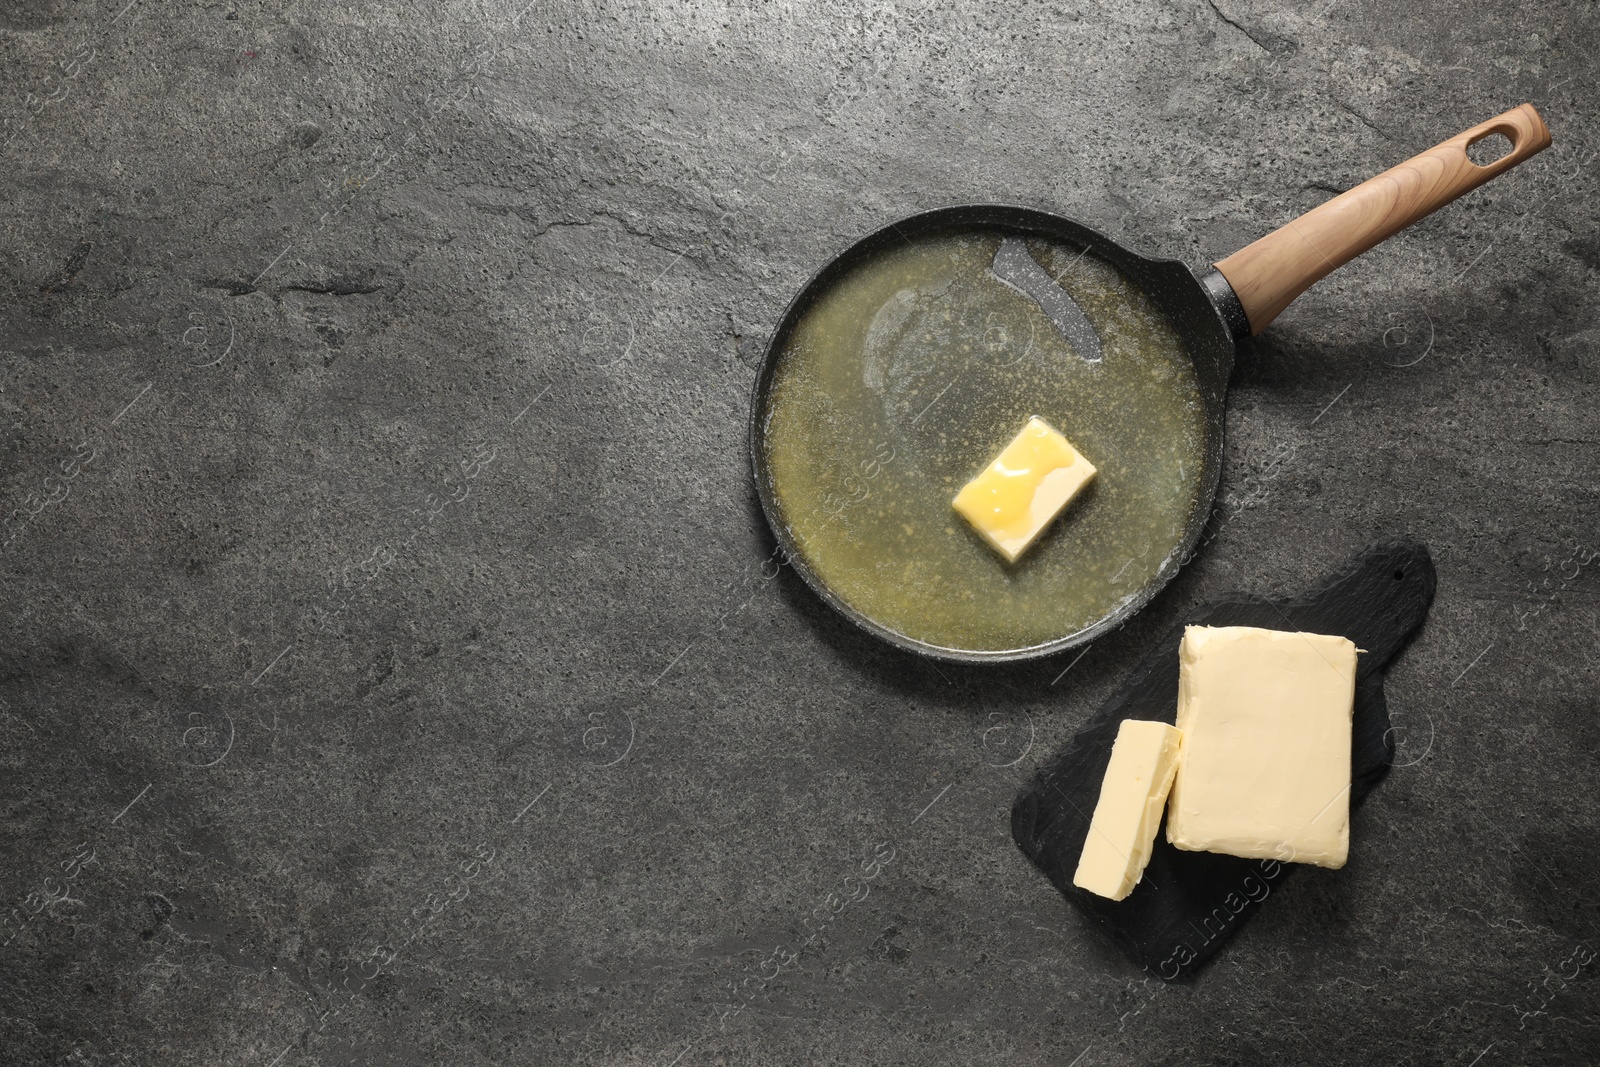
left=750, top=104, right=1550, bottom=663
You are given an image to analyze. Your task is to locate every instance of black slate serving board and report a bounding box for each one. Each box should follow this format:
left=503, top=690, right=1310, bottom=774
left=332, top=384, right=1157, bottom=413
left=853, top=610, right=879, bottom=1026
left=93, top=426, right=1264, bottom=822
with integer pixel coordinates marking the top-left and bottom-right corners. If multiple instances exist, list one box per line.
left=1011, top=540, right=1437, bottom=980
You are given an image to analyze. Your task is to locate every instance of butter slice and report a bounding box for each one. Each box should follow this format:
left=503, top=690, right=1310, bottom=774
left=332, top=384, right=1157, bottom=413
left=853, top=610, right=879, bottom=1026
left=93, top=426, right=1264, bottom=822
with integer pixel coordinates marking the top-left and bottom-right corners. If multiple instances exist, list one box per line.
left=1073, top=719, right=1183, bottom=901
left=952, top=416, right=1096, bottom=562
left=1166, top=625, right=1358, bottom=868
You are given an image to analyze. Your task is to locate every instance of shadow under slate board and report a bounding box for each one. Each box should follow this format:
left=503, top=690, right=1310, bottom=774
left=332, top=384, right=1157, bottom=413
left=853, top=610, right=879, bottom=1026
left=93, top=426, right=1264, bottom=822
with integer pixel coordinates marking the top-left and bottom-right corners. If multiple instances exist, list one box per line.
left=1011, top=540, right=1437, bottom=980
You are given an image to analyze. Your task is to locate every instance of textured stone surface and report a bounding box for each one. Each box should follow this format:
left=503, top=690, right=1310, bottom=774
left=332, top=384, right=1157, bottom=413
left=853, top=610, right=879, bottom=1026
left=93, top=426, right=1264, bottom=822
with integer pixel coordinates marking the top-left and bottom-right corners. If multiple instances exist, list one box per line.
left=2, top=1, right=1597, bottom=1064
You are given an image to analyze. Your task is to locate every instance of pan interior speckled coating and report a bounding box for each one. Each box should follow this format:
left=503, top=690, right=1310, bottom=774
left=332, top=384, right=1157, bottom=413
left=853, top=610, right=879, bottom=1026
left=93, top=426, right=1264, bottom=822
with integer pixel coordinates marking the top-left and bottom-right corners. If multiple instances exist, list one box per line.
left=749, top=204, right=1237, bottom=664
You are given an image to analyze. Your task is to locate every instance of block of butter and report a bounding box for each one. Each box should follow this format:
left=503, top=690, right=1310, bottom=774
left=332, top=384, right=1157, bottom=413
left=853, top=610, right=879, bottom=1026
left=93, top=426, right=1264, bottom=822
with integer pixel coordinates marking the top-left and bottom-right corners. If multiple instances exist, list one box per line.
left=1073, top=719, right=1183, bottom=901
left=1166, top=625, right=1359, bottom=868
left=952, top=416, right=1097, bottom=563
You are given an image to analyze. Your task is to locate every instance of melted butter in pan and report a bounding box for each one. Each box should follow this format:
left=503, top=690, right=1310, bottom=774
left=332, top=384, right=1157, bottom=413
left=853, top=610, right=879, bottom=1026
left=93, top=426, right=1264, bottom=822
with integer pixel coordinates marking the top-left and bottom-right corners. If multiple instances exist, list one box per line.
left=762, top=229, right=1207, bottom=654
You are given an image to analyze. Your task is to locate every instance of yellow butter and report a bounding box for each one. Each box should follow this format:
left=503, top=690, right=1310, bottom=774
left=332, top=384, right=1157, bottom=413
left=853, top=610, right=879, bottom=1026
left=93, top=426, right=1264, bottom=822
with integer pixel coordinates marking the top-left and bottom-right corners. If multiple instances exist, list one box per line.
left=1073, top=719, right=1183, bottom=901
left=1166, top=625, right=1358, bottom=869
left=952, top=416, right=1097, bottom=563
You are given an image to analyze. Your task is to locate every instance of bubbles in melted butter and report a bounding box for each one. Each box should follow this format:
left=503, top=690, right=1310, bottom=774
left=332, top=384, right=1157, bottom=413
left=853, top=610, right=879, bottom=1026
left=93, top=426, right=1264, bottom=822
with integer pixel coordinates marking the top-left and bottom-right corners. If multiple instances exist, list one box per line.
left=762, top=229, right=1207, bottom=654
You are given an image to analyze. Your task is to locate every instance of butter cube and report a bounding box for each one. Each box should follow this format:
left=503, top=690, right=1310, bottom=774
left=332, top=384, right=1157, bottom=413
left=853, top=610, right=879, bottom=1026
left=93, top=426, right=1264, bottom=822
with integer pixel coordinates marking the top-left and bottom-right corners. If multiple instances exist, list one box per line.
left=952, top=416, right=1096, bottom=563
left=1073, top=719, right=1183, bottom=901
left=1166, top=625, right=1358, bottom=868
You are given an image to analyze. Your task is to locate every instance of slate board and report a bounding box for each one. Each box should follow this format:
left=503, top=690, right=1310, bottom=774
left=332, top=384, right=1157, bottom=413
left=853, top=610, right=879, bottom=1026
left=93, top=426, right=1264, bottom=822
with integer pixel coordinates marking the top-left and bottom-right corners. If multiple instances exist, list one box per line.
left=1011, top=539, right=1437, bottom=980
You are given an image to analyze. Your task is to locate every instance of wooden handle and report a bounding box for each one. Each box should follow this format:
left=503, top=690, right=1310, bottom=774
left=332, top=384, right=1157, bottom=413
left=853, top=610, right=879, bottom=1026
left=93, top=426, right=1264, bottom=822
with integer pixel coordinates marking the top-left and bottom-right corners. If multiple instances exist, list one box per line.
left=1214, top=104, right=1551, bottom=336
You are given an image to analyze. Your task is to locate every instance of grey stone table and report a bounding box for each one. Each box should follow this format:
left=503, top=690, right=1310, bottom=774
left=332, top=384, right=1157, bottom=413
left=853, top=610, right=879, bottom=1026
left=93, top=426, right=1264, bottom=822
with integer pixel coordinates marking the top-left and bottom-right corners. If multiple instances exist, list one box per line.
left=2, top=1, right=1597, bottom=1064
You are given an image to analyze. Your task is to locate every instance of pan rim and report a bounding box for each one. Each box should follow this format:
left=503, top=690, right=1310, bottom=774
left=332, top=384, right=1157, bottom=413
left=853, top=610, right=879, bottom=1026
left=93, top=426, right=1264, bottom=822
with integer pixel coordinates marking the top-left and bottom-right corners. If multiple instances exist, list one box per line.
left=747, top=203, right=1231, bottom=665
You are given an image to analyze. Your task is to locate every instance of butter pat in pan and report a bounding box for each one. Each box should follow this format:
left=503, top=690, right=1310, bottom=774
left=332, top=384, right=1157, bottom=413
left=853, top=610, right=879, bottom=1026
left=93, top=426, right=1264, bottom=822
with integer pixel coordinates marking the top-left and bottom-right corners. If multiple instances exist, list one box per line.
left=1166, top=625, right=1359, bottom=868
left=1073, top=719, right=1183, bottom=901
left=952, top=416, right=1097, bottom=563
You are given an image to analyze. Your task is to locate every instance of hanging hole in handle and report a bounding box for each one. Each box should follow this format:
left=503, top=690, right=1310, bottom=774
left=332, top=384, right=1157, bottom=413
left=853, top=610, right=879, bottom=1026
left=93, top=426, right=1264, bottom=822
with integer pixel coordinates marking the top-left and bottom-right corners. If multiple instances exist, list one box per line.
left=1466, top=130, right=1515, bottom=167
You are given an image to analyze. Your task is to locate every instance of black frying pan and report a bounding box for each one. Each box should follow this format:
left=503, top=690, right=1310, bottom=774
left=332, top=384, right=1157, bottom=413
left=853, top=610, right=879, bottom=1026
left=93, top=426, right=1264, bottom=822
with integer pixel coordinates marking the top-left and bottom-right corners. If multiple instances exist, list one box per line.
left=750, top=105, right=1550, bottom=663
